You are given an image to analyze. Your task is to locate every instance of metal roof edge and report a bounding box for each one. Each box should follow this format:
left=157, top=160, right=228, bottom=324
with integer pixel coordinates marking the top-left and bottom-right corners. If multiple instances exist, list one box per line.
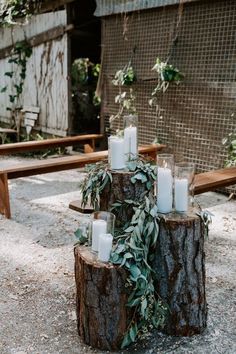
left=94, top=0, right=200, bottom=17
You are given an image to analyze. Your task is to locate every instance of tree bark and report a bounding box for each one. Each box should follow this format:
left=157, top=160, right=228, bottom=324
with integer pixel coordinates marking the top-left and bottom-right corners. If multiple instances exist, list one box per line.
left=74, top=245, right=131, bottom=350
left=152, top=210, right=207, bottom=336
left=99, top=170, right=150, bottom=226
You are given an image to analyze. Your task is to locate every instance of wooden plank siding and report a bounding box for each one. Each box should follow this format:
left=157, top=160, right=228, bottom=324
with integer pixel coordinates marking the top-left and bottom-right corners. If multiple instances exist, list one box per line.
left=0, top=10, right=70, bottom=137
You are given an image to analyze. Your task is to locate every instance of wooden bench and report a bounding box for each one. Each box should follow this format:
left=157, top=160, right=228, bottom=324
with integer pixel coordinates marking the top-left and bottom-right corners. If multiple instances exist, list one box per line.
left=0, top=144, right=165, bottom=219
left=0, top=128, right=17, bottom=144
left=0, top=134, right=104, bottom=155
left=194, top=166, right=236, bottom=194
left=69, top=166, right=236, bottom=214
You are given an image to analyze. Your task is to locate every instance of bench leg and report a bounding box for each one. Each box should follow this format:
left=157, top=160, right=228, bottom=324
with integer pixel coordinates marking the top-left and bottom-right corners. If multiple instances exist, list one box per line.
left=0, top=173, right=11, bottom=219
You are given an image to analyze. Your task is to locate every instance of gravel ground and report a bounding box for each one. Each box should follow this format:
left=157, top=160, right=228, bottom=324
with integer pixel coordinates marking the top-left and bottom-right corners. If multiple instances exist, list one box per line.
left=0, top=156, right=235, bottom=354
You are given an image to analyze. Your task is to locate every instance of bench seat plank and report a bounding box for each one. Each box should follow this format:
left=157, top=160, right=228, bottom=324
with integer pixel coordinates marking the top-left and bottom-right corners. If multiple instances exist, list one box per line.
left=69, top=166, right=236, bottom=215
left=0, top=134, right=103, bottom=155
left=0, top=144, right=165, bottom=219
left=194, top=166, right=236, bottom=194
left=2, top=145, right=164, bottom=180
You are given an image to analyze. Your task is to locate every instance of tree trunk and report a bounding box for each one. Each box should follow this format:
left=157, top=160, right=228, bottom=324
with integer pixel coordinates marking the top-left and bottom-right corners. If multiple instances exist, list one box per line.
left=100, top=170, right=150, bottom=226
left=152, top=210, right=207, bottom=336
left=74, top=245, right=131, bottom=350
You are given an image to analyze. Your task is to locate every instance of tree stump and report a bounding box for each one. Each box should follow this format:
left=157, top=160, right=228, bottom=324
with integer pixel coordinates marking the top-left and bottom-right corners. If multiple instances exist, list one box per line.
left=100, top=170, right=150, bottom=226
left=74, top=245, right=131, bottom=350
left=152, top=210, right=207, bottom=336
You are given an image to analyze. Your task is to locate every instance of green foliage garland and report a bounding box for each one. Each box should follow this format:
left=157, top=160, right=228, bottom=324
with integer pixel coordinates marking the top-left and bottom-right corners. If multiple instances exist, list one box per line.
left=78, top=157, right=212, bottom=348
left=79, top=157, right=168, bottom=348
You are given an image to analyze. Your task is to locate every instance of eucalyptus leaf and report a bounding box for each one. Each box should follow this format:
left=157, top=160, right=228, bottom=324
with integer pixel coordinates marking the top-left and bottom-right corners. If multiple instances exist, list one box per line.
left=127, top=297, right=141, bottom=307
left=121, top=332, right=132, bottom=349
left=125, top=226, right=135, bottom=233
left=74, top=228, right=88, bottom=245
left=129, top=324, right=138, bottom=342
left=130, top=265, right=141, bottom=279
left=141, top=298, right=147, bottom=317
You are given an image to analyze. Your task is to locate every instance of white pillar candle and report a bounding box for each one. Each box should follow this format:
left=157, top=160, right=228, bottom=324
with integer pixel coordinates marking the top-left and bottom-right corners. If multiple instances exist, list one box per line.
left=124, top=126, right=137, bottom=161
left=98, top=233, right=113, bottom=262
left=174, top=178, right=188, bottom=212
left=110, top=136, right=125, bottom=169
left=157, top=167, right=173, bottom=213
left=92, top=219, right=107, bottom=252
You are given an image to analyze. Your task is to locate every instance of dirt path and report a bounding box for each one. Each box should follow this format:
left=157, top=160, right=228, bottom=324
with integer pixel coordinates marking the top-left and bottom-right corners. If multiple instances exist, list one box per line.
left=0, top=157, right=235, bottom=354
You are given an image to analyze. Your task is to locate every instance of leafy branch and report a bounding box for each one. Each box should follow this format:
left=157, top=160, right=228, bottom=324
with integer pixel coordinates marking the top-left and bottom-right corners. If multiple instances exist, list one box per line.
left=110, top=195, right=167, bottom=348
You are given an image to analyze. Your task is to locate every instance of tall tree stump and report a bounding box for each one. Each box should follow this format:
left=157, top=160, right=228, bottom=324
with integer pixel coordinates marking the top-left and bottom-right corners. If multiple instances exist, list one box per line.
left=74, top=245, right=131, bottom=350
left=100, top=170, right=150, bottom=225
left=152, top=210, right=207, bottom=336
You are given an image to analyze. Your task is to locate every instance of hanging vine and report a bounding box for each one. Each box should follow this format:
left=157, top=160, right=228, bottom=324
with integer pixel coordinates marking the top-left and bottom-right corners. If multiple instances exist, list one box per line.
left=110, top=61, right=137, bottom=132
left=1, top=40, right=32, bottom=112
left=0, top=0, right=42, bottom=26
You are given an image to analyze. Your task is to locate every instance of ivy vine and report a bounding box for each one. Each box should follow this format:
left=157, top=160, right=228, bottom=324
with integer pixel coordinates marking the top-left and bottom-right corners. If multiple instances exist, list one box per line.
left=1, top=40, right=32, bottom=111
left=222, top=131, right=236, bottom=167
left=0, top=0, right=42, bottom=26
left=149, top=57, right=184, bottom=107
left=110, top=62, right=137, bottom=131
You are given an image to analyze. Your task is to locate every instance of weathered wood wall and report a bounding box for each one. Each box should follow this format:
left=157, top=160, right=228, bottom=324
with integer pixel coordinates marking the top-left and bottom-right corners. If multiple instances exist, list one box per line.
left=0, top=11, right=69, bottom=137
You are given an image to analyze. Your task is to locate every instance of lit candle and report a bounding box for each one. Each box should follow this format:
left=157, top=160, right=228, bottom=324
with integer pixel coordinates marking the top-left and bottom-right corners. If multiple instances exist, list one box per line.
left=98, top=233, right=113, bottom=262
left=110, top=136, right=125, bottom=169
left=124, top=125, right=137, bottom=161
left=174, top=178, right=188, bottom=212
left=157, top=167, right=173, bottom=213
left=92, top=219, right=107, bottom=252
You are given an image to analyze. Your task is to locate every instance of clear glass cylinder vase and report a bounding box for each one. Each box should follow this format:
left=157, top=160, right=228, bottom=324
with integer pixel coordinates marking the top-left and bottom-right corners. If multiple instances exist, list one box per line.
left=123, top=114, right=138, bottom=162
left=156, top=154, right=174, bottom=213
left=174, top=162, right=195, bottom=213
left=90, top=211, right=116, bottom=252
left=108, top=135, right=125, bottom=170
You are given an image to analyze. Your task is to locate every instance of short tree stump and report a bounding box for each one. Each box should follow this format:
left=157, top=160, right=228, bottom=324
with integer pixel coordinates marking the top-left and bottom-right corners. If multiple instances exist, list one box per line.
left=74, top=245, right=130, bottom=350
left=152, top=210, right=207, bottom=336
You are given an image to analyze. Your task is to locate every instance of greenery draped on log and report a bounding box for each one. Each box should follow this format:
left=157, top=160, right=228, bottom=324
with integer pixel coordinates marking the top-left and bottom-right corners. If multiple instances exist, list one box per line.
left=78, top=157, right=211, bottom=348
left=79, top=157, right=167, bottom=347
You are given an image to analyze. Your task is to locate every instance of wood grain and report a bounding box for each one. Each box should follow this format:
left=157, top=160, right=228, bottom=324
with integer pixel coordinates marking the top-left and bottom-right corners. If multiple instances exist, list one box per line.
left=74, top=245, right=130, bottom=350
left=194, top=166, right=236, bottom=194
left=0, top=134, right=103, bottom=155
left=152, top=210, right=207, bottom=335
left=0, top=173, right=11, bottom=219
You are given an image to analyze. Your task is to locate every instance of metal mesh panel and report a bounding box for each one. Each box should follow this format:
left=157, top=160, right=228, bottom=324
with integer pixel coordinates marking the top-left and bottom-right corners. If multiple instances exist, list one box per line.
left=101, top=0, right=236, bottom=190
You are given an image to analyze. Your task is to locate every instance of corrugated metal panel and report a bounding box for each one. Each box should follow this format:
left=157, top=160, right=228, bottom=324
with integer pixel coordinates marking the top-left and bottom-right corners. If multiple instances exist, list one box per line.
left=94, top=0, right=198, bottom=17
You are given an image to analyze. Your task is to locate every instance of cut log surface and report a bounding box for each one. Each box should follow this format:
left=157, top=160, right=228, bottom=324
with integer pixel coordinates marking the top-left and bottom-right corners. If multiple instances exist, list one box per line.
left=100, top=170, right=151, bottom=225
left=152, top=210, right=207, bottom=336
left=74, top=245, right=130, bottom=350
